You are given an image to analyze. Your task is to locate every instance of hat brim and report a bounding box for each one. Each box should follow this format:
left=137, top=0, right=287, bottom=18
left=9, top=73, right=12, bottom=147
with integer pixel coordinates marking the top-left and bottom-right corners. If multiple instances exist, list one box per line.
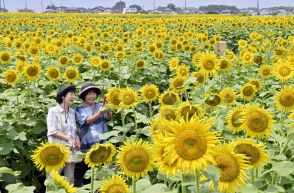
left=78, top=86, right=101, bottom=99
left=56, top=85, right=76, bottom=103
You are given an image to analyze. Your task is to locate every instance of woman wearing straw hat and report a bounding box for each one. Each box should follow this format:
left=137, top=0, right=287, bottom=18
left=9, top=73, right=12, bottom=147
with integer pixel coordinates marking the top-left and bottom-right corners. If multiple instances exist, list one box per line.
left=47, top=84, right=81, bottom=184
left=75, top=82, right=112, bottom=186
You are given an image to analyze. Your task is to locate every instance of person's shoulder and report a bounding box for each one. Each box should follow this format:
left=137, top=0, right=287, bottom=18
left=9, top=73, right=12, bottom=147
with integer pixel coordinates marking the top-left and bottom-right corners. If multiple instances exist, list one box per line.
left=48, top=105, right=59, bottom=113
left=75, top=105, right=84, bottom=112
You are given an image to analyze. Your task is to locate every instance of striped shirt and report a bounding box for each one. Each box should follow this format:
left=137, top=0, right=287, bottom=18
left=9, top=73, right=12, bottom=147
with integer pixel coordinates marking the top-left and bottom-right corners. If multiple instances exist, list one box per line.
left=75, top=103, right=109, bottom=153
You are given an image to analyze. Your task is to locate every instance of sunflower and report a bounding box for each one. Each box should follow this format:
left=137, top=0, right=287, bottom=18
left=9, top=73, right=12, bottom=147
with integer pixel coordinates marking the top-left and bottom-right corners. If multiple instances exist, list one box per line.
left=153, top=49, right=164, bottom=60
left=116, top=51, right=126, bottom=61
left=99, top=60, right=112, bottom=71
left=159, top=91, right=179, bottom=106
left=238, top=39, right=247, bottom=49
left=259, top=65, right=271, bottom=78
left=148, top=44, right=156, bottom=53
left=176, top=65, right=190, bottom=78
left=106, top=87, right=122, bottom=109
left=59, top=56, right=69, bottom=66
left=28, top=45, right=39, bottom=56
left=248, top=78, right=263, bottom=91
left=159, top=105, right=178, bottom=121
left=192, top=53, right=202, bottom=67
left=15, top=60, right=26, bottom=73
left=241, top=104, right=274, bottom=138
left=241, top=51, right=254, bottom=65
left=205, top=94, right=222, bottom=107
left=141, top=84, right=159, bottom=103
left=230, top=139, right=268, bottom=168
left=0, top=51, right=12, bottom=65
left=219, top=57, right=232, bottom=72
left=170, top=76, right=187, bottom=93
left=220, top=87, right=236, bottom=105
left=89, top=56, right=101, bottom=67
left=149, top=118, right=162, bottom=138
left=161, top=117, right=219, bottom=173
left=168, top=57, right=179, bottom=71
left=85, top=143, right=115, bottom=168
left=226, top=106, right=244, bottom=133
left=154, top=136, right=178, bottom=176
left=51, top=170, right=77, bottom=193
left=100, top=175, right=130, bottom=193
left=177, top=101, right=203, bottom=121
left=197, top=51, right=220, bottom=76
left=135, top=59, right=146, bottom=70
left=191, top=71, right=206, bottom=86
left=72, top=53, right=83, bottom=65
left=64, top=67, right=79, bottom=83
left=46, top=66, right=61, bottom=81
left=240, top=83, right=257, bottom=100
left=2, top=69, right=18, bottom=86
left=32, top=142, right=70, bottom=171
left=275, top=86, right=294, bottom=111
left=213, top=145, right=250, bottom=193
left=273, top=62, right=294, bottom=82
left=117, top=140, right=153, bottom=179
left=24, top=64, right=41, bottom=81
left=119, top=87, right=138, bottom=109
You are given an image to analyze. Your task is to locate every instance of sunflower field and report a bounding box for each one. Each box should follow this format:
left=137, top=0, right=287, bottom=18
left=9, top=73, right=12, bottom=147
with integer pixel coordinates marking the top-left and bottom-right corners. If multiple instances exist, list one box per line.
left=0, top=13, right=294, bottom=193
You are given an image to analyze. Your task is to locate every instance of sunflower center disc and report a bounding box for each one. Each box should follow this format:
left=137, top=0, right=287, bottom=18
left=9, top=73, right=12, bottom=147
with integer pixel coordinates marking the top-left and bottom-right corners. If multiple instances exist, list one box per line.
left=243, top=86, right=254, bottom=96
left=90, top=146, right=110, bottom=163
left=280, top=92, right=294, bottom=107
left=215, top=153, right=240, bottom=182
left=204, top=60, right=214, bottom=70
left=279, top=67, right=290, bottom=77
left=41, top=147, right=63, bottom=166
left=231, top=111, right=242, bottom=127
left=124, top=148, right=149, bottom=172
left=123, top=95, right=135, bottom=105
left=175, top=130, right=207, bottom=160
left=67, top=71, right=76, bottom=79
left=247, top=111, right=268, bottom=132
left=163, top=94, right=176, bottom=105
left=107, top=184, right=125, bottom=193
left=7, top=74, right=16, bottom=82
left=1, top=54, right=9, bottom=61
left=235, top=144, right=260, bottom=164
left=28, top=67, right=38, bottom=76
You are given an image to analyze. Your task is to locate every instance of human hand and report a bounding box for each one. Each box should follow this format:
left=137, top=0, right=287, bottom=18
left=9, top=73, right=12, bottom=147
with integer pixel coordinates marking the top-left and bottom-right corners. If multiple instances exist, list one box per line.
left=75, top=137, right=81, bottom=150
left=67, top=138, right=75, bottom=148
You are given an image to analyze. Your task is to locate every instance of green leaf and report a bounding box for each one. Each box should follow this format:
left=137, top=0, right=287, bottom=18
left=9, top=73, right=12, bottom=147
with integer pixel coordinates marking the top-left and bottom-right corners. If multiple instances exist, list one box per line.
left=136, top=178, right=152, bottom=192
left=272, top=161, right=294, bottom=177
left=5, top=183, right=36, bottom=193
left=141, top=183, right=170, bottom=193
left=97, top=130, right=120, bottom=140
left=266, top=184, right=285, bottom=193
left=240, top=184, right=262, bottom=193
left=0, top=167, right=17, bottom=176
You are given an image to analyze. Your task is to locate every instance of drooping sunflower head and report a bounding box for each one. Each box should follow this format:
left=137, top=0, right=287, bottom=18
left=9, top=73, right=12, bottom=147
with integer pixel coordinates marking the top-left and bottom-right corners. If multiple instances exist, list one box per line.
left=248, top=78, right=263, bottom=91
left=106, top=87, right=122, bottom=109
left=141, top=84, right=159, bottom=103
left=85, top=143, right=115, bottom=168
left=3, top=69, right=19, bottom=86
left=100, top=175, right=130, bottom=193
left=220, top=87, right=236, bottom=105
left=169, top=76, right=187, bottom=94
left=64, top=67, right=79, bottom=83
left=15, top=60, right=26, bottom=73
left=24, top=64, right=41, bottom=81
left=219, top=57, right=232, bottom=72
left=0, top=51, right=12, bottom=65
left=240, top=83, right=257, bottom=100
left=230, top=139, right=268, bottom=168
left=226, top=106, right=244, bottom=134
left=161, top=117, right=220, bottom=173
left=117, top=139, right=153, bottom=179
left=198, top=51, right=220, bottom=76
left=191, top=71, right=206, bottom=86
left=275, top=86, right=294, bottom=111
left=176, top=65, right=190, bottom=78
left=177, top=101, right=203, bottom=121
left=153, top=49, right=164, bottom=60
left=119, top=87, right=138, bottom=109
left=45, top=66, right=60, bottom=81
left=273, top=61, right=294, bottom=82
left=213, top=145, right=250, bottom=193
left=32, top=142, right=70, bottom=171
left=159, top=91, right=179, bottom=106
left=241, top=104, right=274, bottom=139
left=160, top=105, right=178, bottom=121
left=51, top=170, right=77, bottom=193
left=168, top=57, right=179, bottom=71
left=259, top=65, right=272, bottom=78
left=99, top=59, right=112, bottom=71
left=205, top=94, right=222, bottom=107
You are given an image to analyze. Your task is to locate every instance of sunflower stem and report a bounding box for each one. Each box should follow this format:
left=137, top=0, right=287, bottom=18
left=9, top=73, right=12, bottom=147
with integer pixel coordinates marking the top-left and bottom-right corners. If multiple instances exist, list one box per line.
left=164, top=174, right=167, bottom=186
left=149, top=103, right=152, bottom=118
left=195, top=171, right=200, bottom=193
left=272, top=171, right=276, bottom=184
left=181, top=175, right=187, bottom=193
left=251, top=169, right=255, bottom=185
left=132, top=177, right=137, bottom=193
left=133, top=109, right=138, bottom=140
left=90, top=167, right=95, bottom=193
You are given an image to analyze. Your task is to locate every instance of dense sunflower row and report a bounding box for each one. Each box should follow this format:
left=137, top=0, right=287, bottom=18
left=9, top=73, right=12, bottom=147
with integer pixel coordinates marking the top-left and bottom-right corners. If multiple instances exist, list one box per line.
left=0, top=13, right=294, bottom=193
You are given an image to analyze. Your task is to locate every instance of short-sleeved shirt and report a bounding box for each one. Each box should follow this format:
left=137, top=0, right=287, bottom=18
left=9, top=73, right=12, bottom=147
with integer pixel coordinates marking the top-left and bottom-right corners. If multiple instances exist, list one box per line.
left=75, top=102, right=109, bottom=153
left=47, top=104, right=80, bottom=162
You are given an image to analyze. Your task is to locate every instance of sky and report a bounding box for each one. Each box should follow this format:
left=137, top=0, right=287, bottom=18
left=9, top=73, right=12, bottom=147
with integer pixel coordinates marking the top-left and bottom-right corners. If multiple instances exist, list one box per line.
left=1, top=0, right=294, bottom=12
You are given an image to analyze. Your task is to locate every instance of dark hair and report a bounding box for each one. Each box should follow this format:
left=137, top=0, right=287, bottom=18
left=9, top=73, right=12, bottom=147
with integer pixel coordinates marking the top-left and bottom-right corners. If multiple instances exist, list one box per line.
left=80, top=88, right=99, bottom=101
left=57, top=90, right=75, bottom=104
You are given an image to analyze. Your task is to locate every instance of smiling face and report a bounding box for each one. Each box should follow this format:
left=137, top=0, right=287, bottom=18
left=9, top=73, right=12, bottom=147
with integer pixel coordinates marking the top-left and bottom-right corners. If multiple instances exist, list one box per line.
left=83, top=89, right=98, bottom=106
left=62, top=91, right=75, bottom=107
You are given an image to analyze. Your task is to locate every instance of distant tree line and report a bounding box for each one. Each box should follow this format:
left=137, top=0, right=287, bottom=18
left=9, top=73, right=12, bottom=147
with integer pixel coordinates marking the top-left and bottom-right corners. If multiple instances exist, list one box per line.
left=199, top=4, right=239, bottom=13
